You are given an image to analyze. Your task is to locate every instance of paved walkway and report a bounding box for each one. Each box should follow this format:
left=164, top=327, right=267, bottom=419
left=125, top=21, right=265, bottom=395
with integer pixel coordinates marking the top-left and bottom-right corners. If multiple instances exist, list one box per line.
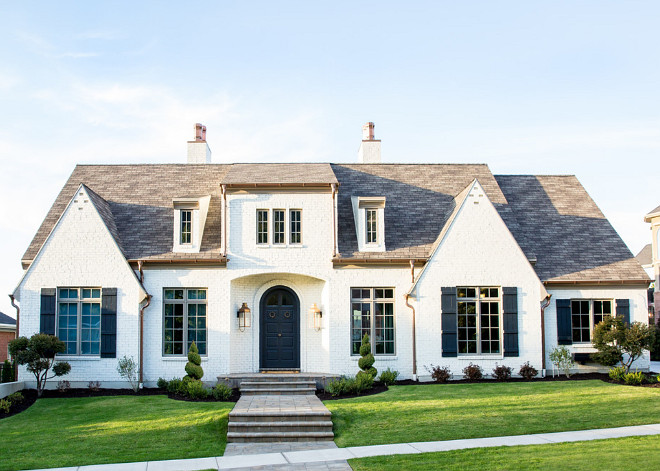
left=29, top=423, right=660, bottom=471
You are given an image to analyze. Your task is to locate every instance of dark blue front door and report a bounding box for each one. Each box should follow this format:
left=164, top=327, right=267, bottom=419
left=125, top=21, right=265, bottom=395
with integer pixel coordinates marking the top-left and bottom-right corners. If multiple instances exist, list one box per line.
left=260, top=287, right=300, bottom=369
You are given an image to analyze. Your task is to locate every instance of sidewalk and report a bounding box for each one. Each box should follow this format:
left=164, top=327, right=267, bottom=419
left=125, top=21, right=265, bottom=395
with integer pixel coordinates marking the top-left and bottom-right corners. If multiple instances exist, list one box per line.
left=28, top=423, right=660, bottom=471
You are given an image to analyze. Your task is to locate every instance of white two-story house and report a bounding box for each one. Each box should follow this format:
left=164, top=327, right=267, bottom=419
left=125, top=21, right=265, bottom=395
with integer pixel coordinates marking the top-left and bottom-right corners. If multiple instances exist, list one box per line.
left=11, top=123, right=651, bottom=387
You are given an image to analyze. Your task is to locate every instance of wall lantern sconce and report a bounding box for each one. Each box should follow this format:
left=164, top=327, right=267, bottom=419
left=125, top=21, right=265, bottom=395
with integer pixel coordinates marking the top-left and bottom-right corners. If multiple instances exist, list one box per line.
left=309, top=303, right=323, bottom=331
left=237, top=302, right=251, bottom=332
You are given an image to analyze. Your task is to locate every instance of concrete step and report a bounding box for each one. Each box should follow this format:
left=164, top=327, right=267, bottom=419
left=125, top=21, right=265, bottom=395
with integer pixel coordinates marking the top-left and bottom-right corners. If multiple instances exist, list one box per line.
left=240, top=387, right=317, bottom=396
left=229, top=411, right=331, bottom=423
left=226, top=431, right=335, bottom=443
left=236, top=375, right=322, bottom=383
left=240, top=380, right=316, bottom=389
left=228, top=420, right=333, bottom=433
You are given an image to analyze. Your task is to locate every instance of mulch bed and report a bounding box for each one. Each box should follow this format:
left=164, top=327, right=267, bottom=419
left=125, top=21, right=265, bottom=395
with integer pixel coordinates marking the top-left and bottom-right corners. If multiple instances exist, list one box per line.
left=167, top=388, right=241, bottom=403
left=316, top=382, right=389, bottom=401
left=0, top=389, right=38, bottom=420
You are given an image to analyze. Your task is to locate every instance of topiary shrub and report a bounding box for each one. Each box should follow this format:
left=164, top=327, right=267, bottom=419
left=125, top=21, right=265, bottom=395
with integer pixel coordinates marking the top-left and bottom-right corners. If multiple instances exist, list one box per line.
left=425, top=365, right=452, bottom=383
left=9, top=334, right=71, bottom=396
left=358, top=334, right=377, bottom=379
left=185, top=379, right=210, bottom=399
left=378, top=368, right=399, bottom=385
left=518, top=362, right=538, bottom=380
left=462, top=363, right=483, bottom=380
left=492, top=364, right=512, bottom=381
left=355, top=372, right=374, bottom=394
left=1, top=359, right=13, bottom=383
left=185, top=342, right=204, bottom=380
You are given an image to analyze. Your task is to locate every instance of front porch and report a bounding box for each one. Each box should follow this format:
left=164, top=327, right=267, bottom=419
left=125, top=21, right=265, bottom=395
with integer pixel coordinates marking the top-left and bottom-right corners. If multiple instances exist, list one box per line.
left=218, top=372, right=341, bottom=390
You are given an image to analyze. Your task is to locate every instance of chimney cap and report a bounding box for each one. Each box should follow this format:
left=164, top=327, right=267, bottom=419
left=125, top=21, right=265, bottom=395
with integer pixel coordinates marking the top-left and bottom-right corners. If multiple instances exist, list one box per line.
left=195, top=123, right=207, bottom=142
left=362, top=122, right=375, bottom=141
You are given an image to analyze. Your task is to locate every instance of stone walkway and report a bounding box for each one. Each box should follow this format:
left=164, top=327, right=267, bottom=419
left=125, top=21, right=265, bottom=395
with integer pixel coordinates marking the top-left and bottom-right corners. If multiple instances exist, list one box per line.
left=29, top=423, right=660, bottom=471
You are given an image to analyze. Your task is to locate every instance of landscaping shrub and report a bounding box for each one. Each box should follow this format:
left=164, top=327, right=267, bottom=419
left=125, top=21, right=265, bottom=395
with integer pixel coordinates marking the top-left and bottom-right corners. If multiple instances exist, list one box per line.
left=492, top=364, right=512, bottom=381
left=185, top=379, right=210, bottom=399
left=184, top=342, right=204, bottom=380
left=57, top=380, right=71, bottom=392
left=608, top=366, right=627, bottom=382
left=9, top=334, right=71, bottom=396
left=0, top=399, right=10, bottom=413
left=355, top=371, right=374, bottom=394
left=325, top=377, right=346, bottom=396
left=462, top=363, right=483, bottom=380
left=157, top=377, right=169, bottom=389
left=325, top=376, right=362, bottom=396
left=357, top=334, right=377, bottom=379
left=7, top=392, right=23, bottom=404
left=378, top=368, right=399, bottom=385
left=549, top=346, right=574, bottom=377
left=212, top=383, right=233, bottom=401
left=88, top=381, right=101, bottom=392
left=1, top=359, right=13, bottom=383
left=592, top=317, right=655, bottom=373
left=518, top=362, right=538, bottom=380
left=0, top=392, right=24, bottom=414
left=623, top=371, right=644, bottom=386
left=645, top=374, right=658, bottom=384
left=425, top=365, right=452, bottom=383
left=167, top=378, right=182, bottom=395
left=117, top=355, right=140, bottom=393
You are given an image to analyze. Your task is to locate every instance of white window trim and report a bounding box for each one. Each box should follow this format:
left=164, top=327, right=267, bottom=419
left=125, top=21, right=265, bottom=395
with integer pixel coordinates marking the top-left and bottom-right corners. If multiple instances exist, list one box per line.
left=352, top=196, right=386, bottom=252
left=457, top=286, right=502, bottom=357
left=570, top=299, right=614, bottom=345
left=350, top=287, right=396, bottom=357
left=162, top=288, right=209, bottom=357
left=56, top=287, right=102, bottom=357
left=255, top=207, right=305, bottom=247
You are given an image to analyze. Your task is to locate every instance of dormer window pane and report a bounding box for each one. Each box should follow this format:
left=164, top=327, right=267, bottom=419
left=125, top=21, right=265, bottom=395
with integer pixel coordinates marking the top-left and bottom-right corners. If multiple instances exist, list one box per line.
left=366, top=209, right=378, bottom=244
left=274, top=210, right=285, bottom=244
left=180, top=210, right=192, bottom=244
left=257, top=210, right=268, bottom=244
left=290, top=209, right=301, bottom=244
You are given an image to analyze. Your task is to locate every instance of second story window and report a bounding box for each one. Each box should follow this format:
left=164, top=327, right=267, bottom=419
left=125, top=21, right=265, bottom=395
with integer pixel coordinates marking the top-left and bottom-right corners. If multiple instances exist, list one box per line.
left=290, top=209, right=301, bottom=244
left=273, top=209, right=285, bottom=244
left=180, top=210, right=192, bottom=244
left=257, top=210, right=269, bottom=244
left=366, top=209, right=378, bottom=244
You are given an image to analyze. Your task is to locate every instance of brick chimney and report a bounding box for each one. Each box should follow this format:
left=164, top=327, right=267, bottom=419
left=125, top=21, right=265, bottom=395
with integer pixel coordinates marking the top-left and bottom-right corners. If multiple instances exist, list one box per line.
left=358, top=122, right=381, bottom=163
left=187, top=123, right=212, bottom=163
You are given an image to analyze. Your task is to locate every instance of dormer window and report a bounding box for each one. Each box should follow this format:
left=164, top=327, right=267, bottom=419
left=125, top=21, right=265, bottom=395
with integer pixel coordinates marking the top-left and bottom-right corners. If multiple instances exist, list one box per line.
left=352, top=196, right=386, bottom=252
left=180, top=210, right=192, bottom=244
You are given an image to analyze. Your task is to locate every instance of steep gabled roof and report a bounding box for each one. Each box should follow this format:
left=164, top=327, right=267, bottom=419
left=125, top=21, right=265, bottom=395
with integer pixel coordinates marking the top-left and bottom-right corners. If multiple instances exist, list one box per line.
left=83, top=184, right=124, bottom=256
left=636, top=244, right=653, bottom=267
left=495, top=175, right=649, bottom=283
left=222, top=163, right=337, bottom=186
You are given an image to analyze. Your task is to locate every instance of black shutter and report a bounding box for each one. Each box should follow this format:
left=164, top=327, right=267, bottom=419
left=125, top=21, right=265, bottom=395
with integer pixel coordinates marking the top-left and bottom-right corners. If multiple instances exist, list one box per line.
left=616, top=299, right=630, bottom=326
left=556, top=299, right=572, bottom=345
left=441, top=287, right=457, bottom=357
left=40, top=288, right=56, bottom=335
left=101, top=288, right=117, bottom=358
left=502, top=287, right=519, bottom=357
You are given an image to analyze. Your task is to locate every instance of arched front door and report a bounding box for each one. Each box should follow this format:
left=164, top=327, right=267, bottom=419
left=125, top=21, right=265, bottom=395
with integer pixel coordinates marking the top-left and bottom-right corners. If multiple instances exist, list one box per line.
left=260, top=286, right=300, bottom=370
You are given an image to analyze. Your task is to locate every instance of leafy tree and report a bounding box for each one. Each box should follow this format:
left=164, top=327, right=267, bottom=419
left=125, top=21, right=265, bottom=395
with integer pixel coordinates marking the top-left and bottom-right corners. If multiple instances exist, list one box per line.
left=184, top=342, right=204, bottom=380
left=9, top=334, right=71, bottom=397
left=592, top=317, right=655, bottom=373
left=549, top=346, right=574, bottom=377
left=357, top=334, right=377, bottom=379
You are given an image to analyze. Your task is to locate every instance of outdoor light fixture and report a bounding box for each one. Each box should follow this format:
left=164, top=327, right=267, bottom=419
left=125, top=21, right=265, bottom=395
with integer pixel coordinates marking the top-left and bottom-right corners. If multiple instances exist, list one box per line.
left=309, top=303, right=322, bottom=331
left=237, top=302, right=251, bottom=332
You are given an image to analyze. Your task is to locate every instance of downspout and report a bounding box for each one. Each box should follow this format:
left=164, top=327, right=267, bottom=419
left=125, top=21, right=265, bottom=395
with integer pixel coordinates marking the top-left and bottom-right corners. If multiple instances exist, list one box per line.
left=137, top=261, right=151, bottom=386
left=540, top=294, right=552, bottom=377
left=9, top=294, right=19, bottom=381
left=221, top=184, right=227, bottom=257
left=406, top=260, right=417, bottom=380
left=331, top=183, right=338, bottom=257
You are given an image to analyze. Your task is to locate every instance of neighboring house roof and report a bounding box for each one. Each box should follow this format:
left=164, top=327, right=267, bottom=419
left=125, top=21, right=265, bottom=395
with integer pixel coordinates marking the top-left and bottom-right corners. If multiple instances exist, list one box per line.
left=0, top=311, right=16, bottom=326
left=222, top=163, right=338, bottom=186
left=644, top=204, right=660, bottom=222
left=636, top=244, right=653, bottom=267
left=22, top=163, right=650, bottom=284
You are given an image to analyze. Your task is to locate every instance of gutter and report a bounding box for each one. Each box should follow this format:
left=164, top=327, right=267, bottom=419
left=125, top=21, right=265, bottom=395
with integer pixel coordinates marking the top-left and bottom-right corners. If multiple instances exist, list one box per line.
left=9, top=294, right=19, bottom=381
left=540, top=294, right=552, bottom=377
left=331, top=183, right=338, bottom=257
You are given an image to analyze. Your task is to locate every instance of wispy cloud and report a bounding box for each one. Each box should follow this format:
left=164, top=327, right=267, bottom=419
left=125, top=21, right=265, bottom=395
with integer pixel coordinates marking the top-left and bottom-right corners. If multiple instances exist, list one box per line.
left=75, top=30, right=125, bottom=40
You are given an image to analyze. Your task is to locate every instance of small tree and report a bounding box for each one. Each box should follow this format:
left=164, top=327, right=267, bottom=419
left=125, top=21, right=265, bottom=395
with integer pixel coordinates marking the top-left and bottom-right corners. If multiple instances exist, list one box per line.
left=185, top=342, right=204, bottom=380
left=1, top=359, right=13, bottom=383
left=9, top=334, right=71, bottom=397
left=549, top=346, right=574, bottom=377
left=592, top=317, right=655, bottom=373
left=357, top=334, right=377, bottom=379
left=117, top=355, right=140, bottom=393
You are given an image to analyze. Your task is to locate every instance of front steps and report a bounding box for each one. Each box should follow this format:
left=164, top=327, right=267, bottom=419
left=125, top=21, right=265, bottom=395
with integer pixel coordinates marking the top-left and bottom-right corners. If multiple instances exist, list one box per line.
left=227, top=375, right=334, bottom=443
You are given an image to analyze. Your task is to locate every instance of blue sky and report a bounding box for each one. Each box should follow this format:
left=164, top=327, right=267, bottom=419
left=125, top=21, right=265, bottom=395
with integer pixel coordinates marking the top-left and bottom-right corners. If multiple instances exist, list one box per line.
left=0, top=1, right=658, bottom=316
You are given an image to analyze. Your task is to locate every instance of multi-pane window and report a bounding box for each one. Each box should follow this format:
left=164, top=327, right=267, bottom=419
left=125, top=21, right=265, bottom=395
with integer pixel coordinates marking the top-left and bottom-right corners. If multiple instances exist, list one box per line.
left=180, top=210, right=192, bottom=244
left=164, top=288, right=207, bottom=356
left=257, top=210, right=269, bottom=244
left=58, top=288, right=101, bottom=355
left=290, top=209, right=301, bottom=244
left=273, top=210, right=285, bottom=244
left=571, top=299, right=612, bottom=343
left=351, top=288, right=395, bottom=355
left=366, top=209, right=378, bottom=244
left=457, top=287, right=501, bottom=355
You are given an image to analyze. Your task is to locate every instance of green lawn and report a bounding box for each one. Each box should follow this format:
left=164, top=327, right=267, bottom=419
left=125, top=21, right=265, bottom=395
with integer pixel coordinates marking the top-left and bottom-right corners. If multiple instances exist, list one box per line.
left=349, top=435, right=660, bottom=470
left=0, top=395, right=233, bottom=471
left=325, top=380, right=660, bottom=447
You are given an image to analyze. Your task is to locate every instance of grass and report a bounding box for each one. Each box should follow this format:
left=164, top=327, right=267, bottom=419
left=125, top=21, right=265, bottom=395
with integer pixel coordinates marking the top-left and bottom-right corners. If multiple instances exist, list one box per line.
left=348, top=435, right=660, bottom=470
left=0, top=395, right=233, bottom=471
left=325, top=380, right=660, bottom=447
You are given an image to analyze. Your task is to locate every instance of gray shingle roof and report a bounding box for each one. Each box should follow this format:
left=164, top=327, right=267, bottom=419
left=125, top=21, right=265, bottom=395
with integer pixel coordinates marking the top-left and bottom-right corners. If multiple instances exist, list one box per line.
left=495, top=175, right=649, bottom=283
left=0, top=312, right=16, bottom=326
left=636, top=244, right=653, bottom=266
left=22, top=163, right=648, bottom=283
left=222, top=163, right=337, bottom=185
